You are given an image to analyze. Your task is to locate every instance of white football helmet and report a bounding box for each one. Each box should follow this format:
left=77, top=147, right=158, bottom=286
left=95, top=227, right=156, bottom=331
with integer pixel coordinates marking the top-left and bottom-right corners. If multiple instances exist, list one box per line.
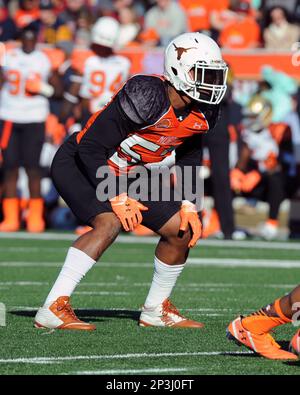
left=91, top=17, right=120, bottom=48
left=164, top=32, right=228, bottom=105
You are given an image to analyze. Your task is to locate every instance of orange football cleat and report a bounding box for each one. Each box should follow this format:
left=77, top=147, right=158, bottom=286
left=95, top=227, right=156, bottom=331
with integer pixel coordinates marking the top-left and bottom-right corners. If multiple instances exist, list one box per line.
left=26, top=198, right=45, bottom=233
left=75, top=225, right=92, bottom=235
left=34, top=296, right=96, bottom=331
left=202, top=208, right=221, bottom=239
left=0, top=198, right=20, bottom=232
left=289, top=329, right=300, bottom=357
left=139, top=299, right=204, bottom=328
left=227, top=316, right=298, bottom=360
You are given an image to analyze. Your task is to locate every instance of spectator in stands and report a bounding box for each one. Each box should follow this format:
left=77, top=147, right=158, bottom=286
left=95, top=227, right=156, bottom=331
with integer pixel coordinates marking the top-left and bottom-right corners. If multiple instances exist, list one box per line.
left=74, top=7, right=93, bottom=46
left=144, top=0, right=187, bottom=46
left=14, top=0, right=40, bottom=29
left=112, top=0, right=147, bottom=18
left=263, top=7, right=300, bottom=50
left=210, top=0, right=236, bottom=40
left=178, top=0, right=212, bottom=33
left=38, top=0, right=73, bottom=45
left=260, top=0, right=300, bottom=25
left=60, top=0, right=87, bottom=34
left=219, top=0, right=261, bottom=49
left=0, top=0, right=17, bottom=41
left=116, top=6, right=141, bottom=48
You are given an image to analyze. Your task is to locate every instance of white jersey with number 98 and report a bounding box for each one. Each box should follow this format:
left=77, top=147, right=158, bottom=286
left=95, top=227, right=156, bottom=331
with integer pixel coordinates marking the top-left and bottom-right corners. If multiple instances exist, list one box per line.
left=0, top=48, right=52, bottom=123
left=79, top=54, right=131, bottom=113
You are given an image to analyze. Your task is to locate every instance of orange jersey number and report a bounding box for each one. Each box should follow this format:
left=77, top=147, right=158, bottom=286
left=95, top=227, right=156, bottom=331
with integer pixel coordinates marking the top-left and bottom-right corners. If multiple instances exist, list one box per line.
left=6, top=70, right=21, bottom=95
left=89, top=70, right=106, bottom=97
left=6, top=70, right=42, bottom=96
left=89, top=71, right=123, bottom=97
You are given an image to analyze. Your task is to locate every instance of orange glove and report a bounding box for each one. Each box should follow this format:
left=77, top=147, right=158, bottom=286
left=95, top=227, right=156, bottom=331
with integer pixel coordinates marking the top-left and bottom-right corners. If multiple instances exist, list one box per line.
left=264, top=152, right=278, bottom=170
left=25, top=76, right=54, bottom=97
left=110, top=193, right=148, bottom=232
left=230, top=168, right=245, bottom=192
left=242, top=170, right=261, bottom=193
left=25, top=75, right=42, bottom=95
left=178, top=201, right=202, bottom=248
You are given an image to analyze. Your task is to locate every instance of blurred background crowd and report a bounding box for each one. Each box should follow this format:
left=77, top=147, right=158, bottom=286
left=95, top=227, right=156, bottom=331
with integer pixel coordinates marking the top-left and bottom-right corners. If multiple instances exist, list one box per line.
left=0, top=0, right=299, bottom=240
left=1, top=0, right=300, bottom=49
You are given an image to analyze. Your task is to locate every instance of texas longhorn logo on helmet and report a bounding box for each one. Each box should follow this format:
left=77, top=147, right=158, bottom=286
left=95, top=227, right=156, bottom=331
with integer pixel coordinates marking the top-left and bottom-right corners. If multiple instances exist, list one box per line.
left=173, top=44, right=197, bottom=60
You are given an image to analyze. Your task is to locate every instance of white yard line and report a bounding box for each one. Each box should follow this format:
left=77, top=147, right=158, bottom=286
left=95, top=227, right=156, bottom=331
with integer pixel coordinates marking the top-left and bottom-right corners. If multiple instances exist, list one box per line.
left=0, top=281, right=47, bottom=286
left=0, top=351, right=252, bottom=365
left=72, top=367, right=189, bottom=375
left=1, top=258, right=300, bottom=268
left=188, top=258, right=300, bottom=268
left=0, top=232, right=299, bottom=250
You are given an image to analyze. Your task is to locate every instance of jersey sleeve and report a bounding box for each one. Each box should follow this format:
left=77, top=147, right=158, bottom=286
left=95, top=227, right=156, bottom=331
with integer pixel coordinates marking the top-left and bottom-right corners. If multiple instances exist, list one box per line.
left=116, top=75, right=170, bottom=126
left=77, top=98, right=137, bottom=198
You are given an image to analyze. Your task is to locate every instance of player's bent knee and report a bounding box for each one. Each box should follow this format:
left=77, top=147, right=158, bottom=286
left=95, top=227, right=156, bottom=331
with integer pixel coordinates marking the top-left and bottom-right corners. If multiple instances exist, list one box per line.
left=92, top=212, right=121, bottom=242
left=165, top=230, right=191, bottom=250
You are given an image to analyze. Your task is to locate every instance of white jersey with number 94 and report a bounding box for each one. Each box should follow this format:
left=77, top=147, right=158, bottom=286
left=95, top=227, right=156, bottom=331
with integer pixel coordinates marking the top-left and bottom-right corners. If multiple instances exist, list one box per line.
left=79, top=54, right=131, bottom=113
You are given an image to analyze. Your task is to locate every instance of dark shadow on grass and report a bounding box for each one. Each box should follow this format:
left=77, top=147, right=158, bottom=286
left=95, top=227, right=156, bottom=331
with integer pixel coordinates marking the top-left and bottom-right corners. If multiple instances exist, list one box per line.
left=277, top=340, right=291, bottom=350
left=283, top=360, right=300, bottom=367
left=9, top=308, right=141, bottom=323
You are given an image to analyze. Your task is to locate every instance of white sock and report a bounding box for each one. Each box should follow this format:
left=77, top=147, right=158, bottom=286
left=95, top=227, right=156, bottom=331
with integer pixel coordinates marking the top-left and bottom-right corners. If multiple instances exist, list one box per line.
left=44, top=247, right=96, bottom=305
left=144, top=256, right=185, bottom=308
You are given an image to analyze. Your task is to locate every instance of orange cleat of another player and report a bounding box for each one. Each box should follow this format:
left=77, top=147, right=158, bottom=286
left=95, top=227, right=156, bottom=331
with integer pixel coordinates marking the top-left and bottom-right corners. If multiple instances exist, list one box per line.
left=0, top=198, right=20, bottom=232
left=26, top=198, right=45, bottom=233
left=139, top=299, right=204, bottom=328
left=35, top=296, right=96, bottom=331
left=75, top=225, right=92, bottom=235
left=289, top=329, right=300, bottom=357
left=202, top=208, right=221, bottom=239
left=227, top=316, right=298, bottom=360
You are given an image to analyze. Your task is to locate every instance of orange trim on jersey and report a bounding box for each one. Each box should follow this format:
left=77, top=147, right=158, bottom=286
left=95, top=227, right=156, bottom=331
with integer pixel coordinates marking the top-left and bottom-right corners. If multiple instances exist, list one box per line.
left=269, top=123, right=289, bottom=144
left=75, top=79, right=128, bottom=144
left=228, top=124, right=238, bottom=142
left=76, top=109, right=102, bottom=144
left=0, top=121, right=13, bottom=150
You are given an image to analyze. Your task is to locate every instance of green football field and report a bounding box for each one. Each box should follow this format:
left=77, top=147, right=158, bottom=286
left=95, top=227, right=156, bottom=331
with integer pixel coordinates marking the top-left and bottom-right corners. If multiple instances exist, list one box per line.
left=0, top=233, right=299, bottom=375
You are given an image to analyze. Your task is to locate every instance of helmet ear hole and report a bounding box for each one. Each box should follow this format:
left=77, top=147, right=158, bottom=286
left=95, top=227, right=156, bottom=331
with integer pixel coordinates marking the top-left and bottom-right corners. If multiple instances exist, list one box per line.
left=171, top=67, right=178, bottom=76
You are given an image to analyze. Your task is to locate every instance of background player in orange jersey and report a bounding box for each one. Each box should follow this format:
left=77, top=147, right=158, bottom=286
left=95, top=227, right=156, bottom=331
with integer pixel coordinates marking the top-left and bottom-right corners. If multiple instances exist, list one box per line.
left=227, top=284, right=300, bottom=360
left=34, top=32, right=227, bottom=331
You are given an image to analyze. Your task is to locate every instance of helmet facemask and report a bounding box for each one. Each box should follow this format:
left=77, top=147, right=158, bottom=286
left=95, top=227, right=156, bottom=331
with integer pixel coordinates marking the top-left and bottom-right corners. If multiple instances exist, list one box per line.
left=181, top=62, right=228, bottom=105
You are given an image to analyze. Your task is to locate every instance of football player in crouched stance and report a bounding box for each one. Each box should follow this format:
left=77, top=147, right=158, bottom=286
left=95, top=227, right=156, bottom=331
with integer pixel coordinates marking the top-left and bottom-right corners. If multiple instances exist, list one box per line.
left=35, top=32, right=228, bottom=330
left=227, top=284, right=300, bottom=360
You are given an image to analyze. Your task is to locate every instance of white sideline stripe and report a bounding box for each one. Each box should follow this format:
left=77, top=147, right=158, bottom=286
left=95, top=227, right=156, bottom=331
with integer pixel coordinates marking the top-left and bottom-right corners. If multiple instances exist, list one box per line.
left=72, top=367, right=189, bottom=375
left=1, top=259, right=300, bottom=268
left=0, top=232, right=299, bottom=250
left=0, top=351, right=253, bottom=364
left=188, top=258, right=300, bottom=268
left=0, top=281, right=47, bottom=286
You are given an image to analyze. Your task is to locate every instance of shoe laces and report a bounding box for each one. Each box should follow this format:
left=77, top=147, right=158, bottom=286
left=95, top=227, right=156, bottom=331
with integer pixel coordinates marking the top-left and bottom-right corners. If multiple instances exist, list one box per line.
left=57, top=300, right=78, bottom=321
left=162, top=299, right=183, bottom=318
